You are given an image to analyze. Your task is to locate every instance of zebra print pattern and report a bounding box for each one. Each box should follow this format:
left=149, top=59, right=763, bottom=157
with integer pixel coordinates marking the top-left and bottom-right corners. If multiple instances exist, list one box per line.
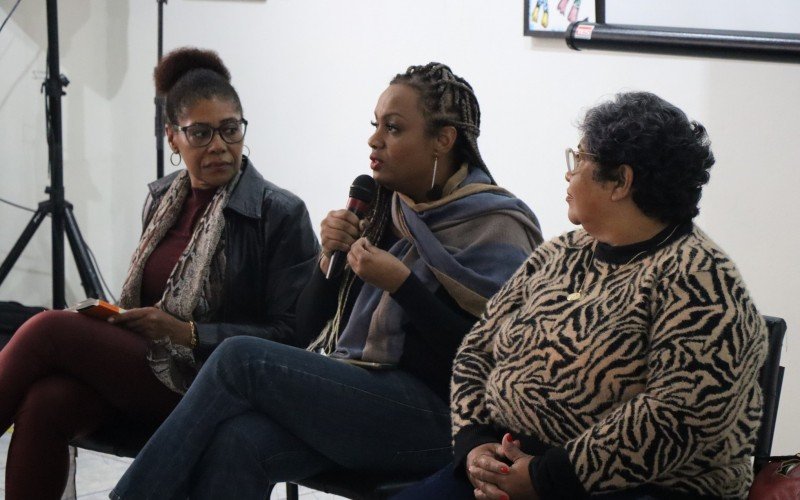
left=451, top=226, right=766, bottom=498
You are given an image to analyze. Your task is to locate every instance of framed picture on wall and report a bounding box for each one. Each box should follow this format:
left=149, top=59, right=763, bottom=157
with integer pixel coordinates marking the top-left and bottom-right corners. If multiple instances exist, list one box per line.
left=524, top=0, right=601, bottom=37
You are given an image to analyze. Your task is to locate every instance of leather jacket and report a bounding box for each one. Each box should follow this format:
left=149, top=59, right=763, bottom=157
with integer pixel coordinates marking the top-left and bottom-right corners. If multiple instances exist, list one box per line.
left=143, top=158, right=319, bottom=360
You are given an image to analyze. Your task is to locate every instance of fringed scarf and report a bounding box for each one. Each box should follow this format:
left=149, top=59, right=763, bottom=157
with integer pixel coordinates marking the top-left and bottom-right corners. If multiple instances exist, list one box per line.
left=309, top=165, right=542, bottom=365
left=118, top=168, right=242, bottom=393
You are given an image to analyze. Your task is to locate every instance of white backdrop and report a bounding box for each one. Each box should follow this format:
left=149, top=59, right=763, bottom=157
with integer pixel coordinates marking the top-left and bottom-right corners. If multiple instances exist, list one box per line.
left=1, top=0, right=799, bottom=453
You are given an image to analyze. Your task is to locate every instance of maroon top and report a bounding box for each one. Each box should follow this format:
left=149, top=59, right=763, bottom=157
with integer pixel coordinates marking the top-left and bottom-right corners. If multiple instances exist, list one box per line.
left=140, top=187, right=217, bottom=307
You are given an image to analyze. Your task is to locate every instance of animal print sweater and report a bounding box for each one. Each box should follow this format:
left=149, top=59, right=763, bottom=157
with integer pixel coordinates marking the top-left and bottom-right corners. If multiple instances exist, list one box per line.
left=451, top=222, right=767, bottom=499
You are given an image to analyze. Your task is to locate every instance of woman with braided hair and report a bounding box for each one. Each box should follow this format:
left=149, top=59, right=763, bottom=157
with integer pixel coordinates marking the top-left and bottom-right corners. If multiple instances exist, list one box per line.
left=0, top=47, right=318, bottom=499
left=111, top=62, right=543, bottom=499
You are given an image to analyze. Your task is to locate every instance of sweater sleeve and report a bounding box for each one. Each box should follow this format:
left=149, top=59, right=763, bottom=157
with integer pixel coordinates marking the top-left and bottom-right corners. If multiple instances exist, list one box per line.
left=450, top=253, right=537, bottom=476
left=537, top=261, right=767, bottom=496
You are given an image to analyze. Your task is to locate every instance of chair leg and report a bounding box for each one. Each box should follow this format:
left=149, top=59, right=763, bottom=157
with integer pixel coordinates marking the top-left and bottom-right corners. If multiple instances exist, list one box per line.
left=285, top=482, right=300, bottom=500
left=60, top=446, right=78, bottom=500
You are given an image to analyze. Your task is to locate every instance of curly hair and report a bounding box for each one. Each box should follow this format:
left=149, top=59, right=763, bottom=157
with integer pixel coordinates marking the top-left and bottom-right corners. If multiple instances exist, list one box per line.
left=391, top=62, right=494, bottom=184
left=154, top=47, right=242, bottom=124
left=579, top=92, right=714, bottom=223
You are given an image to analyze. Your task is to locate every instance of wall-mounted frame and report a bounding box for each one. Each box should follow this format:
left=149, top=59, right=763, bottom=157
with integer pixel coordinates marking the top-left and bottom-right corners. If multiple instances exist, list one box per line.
left=524, top=0, right=603, bottom=37
left=561, top=0, right=800, bottom=64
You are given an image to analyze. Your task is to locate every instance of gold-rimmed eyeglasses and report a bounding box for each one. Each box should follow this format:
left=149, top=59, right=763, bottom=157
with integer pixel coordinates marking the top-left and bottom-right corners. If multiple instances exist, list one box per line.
left=565, top=147, right=597, bottom=174
left=173, top=119, right=248, bottom=148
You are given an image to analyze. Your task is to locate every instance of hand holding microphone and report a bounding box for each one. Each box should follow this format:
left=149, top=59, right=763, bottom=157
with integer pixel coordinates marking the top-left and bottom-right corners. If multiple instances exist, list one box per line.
left=320, top=175, right=377, bottom=279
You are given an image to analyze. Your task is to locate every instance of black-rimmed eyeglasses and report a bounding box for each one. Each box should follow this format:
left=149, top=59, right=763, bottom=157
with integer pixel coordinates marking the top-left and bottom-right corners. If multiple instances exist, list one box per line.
left=565, top=147, right=597, bottom=174
left=173, top=119, right=248, bottom=148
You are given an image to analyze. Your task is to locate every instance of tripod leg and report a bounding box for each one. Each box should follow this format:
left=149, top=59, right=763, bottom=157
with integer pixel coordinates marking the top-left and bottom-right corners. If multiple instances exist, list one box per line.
left=0, top=203, right=50, bottom=288
left=63, top=204, right=106, bottom=301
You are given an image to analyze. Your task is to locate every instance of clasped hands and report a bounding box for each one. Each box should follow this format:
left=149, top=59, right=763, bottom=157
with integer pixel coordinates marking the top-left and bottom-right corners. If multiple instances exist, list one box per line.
left=319, top=209, right=410, bottom=292
left=467, top=433, right=538, bottom=500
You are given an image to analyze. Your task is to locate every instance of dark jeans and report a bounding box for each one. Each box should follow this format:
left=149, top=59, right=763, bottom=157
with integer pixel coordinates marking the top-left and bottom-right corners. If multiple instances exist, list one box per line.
left=111, top=337, right=452, bottom=500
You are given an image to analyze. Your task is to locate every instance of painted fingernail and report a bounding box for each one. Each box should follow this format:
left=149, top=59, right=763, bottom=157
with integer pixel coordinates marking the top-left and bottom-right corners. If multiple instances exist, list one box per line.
left=500, top=465, right=509, bottom=474
left=501, top=495, right=509, bottom=500
left=505, top=434, right=514, bottom=442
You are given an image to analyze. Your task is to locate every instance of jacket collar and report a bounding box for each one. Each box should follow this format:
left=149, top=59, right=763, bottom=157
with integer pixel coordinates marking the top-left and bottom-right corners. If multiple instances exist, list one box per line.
left=147, top=157, right=265, bottom=219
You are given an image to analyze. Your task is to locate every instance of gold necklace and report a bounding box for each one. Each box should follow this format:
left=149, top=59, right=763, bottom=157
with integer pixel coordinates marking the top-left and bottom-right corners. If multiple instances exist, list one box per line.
left=567, top=224, right=681, bottom=302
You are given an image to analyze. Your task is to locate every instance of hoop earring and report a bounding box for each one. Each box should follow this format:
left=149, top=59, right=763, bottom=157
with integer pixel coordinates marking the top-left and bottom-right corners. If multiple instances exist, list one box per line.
left=170, top=151, right=181, bottom=166
left=425, top=154, right=443, bottom=200
left=243, top=144, right=251, bottom=157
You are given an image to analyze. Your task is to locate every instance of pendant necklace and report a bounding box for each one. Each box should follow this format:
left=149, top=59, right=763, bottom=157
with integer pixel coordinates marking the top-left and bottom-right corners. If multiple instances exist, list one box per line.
left=567, top=246, right=597, bottom=302
left=567, top=225, right=681, bottom=302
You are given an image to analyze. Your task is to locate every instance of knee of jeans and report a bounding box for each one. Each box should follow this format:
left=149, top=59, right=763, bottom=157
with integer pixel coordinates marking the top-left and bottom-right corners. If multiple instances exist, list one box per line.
left=211, top=336, right=287, bottom=370
left=212, top=336, right=261, bottom=362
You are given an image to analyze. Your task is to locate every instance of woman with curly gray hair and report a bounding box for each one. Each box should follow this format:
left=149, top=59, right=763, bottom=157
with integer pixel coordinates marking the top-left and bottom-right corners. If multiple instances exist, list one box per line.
left=398, top=92, right=767, bottom=500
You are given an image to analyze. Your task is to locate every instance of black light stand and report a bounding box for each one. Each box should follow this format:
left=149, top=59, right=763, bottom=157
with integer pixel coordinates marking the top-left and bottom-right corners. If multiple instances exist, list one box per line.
left=0, top=0, right=105, bottom=308
left=155, top=0, right=167, bottom=179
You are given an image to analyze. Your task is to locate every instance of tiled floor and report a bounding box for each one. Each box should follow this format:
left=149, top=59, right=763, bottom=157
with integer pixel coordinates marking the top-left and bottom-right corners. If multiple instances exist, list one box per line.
left=0, top=431, right=343, bottom=499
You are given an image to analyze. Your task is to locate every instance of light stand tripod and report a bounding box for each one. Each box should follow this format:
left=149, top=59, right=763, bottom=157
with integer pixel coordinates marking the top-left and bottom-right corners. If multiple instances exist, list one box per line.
left=155, top=0, right=167, bottom=179
left=0, top=0, right=105, bottom=308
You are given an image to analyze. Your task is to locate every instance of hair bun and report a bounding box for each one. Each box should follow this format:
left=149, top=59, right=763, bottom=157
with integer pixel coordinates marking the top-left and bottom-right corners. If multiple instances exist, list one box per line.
left=154, top=47, right=230, bottom=95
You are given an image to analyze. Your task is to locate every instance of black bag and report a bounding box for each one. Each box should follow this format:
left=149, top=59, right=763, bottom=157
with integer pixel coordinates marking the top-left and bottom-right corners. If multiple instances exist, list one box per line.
left=0, top=301, right=46, bottom=349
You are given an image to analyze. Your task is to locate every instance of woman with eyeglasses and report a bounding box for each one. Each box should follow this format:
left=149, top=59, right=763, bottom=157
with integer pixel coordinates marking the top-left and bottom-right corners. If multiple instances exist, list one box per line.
left=395, top=92, right=767, bottom=499
left=0, top=47, right=318, bottom=500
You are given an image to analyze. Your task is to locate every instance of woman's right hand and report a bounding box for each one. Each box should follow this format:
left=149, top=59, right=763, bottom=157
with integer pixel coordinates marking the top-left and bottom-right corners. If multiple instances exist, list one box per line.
left=467, top=442, right=508, bottom=494
left=319, top=209, right=362, bottom=274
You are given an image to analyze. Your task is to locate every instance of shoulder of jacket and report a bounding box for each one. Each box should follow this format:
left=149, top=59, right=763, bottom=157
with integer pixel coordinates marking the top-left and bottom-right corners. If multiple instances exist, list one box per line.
left=227, top=161, right=308, bottom=219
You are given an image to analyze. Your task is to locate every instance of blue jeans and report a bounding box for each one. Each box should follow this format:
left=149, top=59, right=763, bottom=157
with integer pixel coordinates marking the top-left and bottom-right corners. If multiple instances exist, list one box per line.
left=111, top=337, right=451, bottom=500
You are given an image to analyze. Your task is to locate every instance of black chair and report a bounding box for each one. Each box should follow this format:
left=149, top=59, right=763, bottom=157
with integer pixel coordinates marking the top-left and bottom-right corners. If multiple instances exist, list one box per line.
left=753, top=315, right=786, bottom=474
left=70, top=418, right=153, bottom=458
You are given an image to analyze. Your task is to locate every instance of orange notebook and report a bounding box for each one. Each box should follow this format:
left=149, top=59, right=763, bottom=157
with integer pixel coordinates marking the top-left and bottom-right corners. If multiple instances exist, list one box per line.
left=70, top=298, right=124, bottom=320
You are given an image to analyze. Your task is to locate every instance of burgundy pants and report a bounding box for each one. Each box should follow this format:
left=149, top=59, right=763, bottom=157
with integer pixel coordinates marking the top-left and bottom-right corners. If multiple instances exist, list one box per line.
left=0, top=310, right=181, bottom=499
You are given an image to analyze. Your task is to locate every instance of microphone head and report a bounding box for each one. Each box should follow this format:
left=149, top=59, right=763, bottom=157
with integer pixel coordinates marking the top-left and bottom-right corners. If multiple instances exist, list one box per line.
left=349, top=174, right=377, bottom=203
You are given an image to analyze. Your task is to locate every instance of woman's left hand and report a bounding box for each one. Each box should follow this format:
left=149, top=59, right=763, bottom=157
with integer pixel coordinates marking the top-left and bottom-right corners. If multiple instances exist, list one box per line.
left=471, top=434, right=538, bottom=500
left=347, top=237, right=410, bottom=292
left=108, top=307, right=193, bottom=346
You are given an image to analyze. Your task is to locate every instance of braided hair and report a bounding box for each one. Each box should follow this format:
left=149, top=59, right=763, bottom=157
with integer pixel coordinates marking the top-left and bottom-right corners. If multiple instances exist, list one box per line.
left=391, top=62, right=494, bottom=184
left=154, top=47, right=242, bottom=125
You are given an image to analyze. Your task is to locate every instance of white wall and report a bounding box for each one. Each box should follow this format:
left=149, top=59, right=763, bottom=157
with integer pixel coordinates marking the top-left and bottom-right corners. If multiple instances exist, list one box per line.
left=1, top=0, right=799, bottom=453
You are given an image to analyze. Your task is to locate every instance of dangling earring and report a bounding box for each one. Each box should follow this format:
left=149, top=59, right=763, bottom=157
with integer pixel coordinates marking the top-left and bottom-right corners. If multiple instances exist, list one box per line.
left=243, top=144, right=251, bottom=157
left=426, top=154, right=443, bottom=200
left=170, top=151, right=181, bottom=166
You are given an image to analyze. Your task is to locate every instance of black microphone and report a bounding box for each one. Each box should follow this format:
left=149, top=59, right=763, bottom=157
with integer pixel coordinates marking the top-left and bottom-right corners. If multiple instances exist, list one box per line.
left=326, top=174, right=377, bottom=279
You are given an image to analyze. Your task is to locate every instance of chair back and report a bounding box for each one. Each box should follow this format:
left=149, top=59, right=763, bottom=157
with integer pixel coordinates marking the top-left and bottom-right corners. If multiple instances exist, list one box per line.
left=754, top=316, right=786, bottom=473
